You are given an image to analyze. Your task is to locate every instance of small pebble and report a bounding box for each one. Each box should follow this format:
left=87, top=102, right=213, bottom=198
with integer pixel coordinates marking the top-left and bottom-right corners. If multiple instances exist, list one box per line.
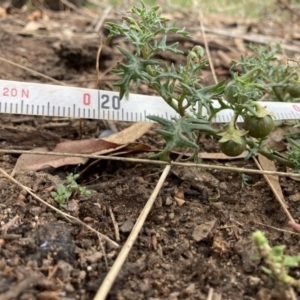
left=86, top=252, right=103, bottom=263
left=168, top=213, right=175, bottom=219
left=165, top=197, right=173, bottom=206
left=247, top=276, right=261, bottom=287
left=120, top=218, right=134, bottom=233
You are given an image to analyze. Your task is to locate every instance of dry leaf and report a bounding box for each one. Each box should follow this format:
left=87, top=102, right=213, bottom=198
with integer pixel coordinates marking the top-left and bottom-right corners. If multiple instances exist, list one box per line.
left=266, top=125, right=300, bottom=151
left=23, top=21, right=46, bottom=32
left=14, top=139, right=119, bottom=172
left=102, top=122, right=152, bottom=145
left=200, top=151, right=248, bottom=160
left=258, top=154, right=284, bottom=199
left=0, top=7, right=7, bottom=18
left=27, top=10, right=42, bottom=21
left=174, top=197, right=185, bottom=207
left=192, top=219, right=216, bottom=242
left=14, top=122, right=152, bottom=172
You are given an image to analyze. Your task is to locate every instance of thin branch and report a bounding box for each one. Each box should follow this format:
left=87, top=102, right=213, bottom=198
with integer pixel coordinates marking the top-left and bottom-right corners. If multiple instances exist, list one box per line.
left=1, top=149, right=300, bottom=178
left=198, top=10, right=218, bottom=84
left=0, top=57, right=67, bottom=86
left=108, top=206, right=120, bottom=242
left=93, top=165, right=171, bottom=300
left=255, top=221, right=300, bottom=237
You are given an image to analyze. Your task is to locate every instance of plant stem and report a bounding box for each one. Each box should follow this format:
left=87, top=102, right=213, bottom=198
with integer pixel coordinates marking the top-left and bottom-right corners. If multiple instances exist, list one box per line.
left=246, top=138, right=296, bottom=169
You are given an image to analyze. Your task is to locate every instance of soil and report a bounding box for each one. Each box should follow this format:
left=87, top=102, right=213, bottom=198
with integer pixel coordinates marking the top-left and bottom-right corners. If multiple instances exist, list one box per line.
left=1, top=2, right=300, bottom=300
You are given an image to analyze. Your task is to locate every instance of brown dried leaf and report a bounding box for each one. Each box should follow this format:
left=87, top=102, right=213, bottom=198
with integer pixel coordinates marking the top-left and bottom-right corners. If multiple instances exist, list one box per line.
left=192, top=219, right=216, bottom=242
left=14, top=139, right=119, bottom=172
left=101, top=122, right=152, bottom=145
left=0, top=7, right=7, bottom=18
left=14, top=123, right=152, bottom=172
left=258, top=154, right=284, bottom=199
left=266, top=125, right=300, bottom=151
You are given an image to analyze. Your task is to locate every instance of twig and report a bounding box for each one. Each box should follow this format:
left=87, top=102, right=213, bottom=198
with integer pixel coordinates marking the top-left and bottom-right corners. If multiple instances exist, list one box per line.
left=289, top=287, right=297, bottom=300
left=93, top=165, right=171, bottom=300
left=1, top=215, right=19, bottom=234
left=108, top=206, right=120, bottom=242
left=288, top=221, right=300, bottom=233
left=1, top=274, right=50, bottom=300
left=94, top=34, right=103, bottom=89
left=94, top=5, right=113, bottom=32
left=0, top=57, right=67, bottom=86
left=1, top=149, right=300, bottom=178
left=0, top=167, right=119, bottom=248
left=59, top=0, right=89, bottom=17
left=202, top=27, right=300, bottom=53
left=255, top=221, right=300, bottom=236
left=206, top=288, right=214, bottom=300
left=252, top=156, right=294, bottom=222
left=198, top=10, right=218, bottom=84
left=277, top=0, right=300, bottom=20
left=93, top=5, right=117, bottom=134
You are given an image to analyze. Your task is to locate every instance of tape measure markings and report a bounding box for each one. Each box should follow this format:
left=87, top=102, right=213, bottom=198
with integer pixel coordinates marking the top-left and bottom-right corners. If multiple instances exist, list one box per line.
left=1, top=79, right=300, bottom=123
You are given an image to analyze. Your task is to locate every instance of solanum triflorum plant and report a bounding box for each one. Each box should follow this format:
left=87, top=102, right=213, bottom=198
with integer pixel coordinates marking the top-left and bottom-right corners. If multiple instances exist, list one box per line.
left=105, top=1, right=300, bottom=171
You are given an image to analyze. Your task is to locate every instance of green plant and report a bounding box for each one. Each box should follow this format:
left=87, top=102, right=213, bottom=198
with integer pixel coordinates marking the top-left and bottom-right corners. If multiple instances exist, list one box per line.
left=240, top=172, right=250, bottom=188
left=105, top=1, right=300, bottom=171
left=252, top=231, right=300, bottom=288
left=50, top=173, right=91, bottom=208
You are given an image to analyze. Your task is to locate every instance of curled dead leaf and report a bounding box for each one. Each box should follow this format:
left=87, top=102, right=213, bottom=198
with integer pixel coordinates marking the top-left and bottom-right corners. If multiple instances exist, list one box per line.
left=174, top=197, right=185, bottom=207
left=175, top=186, right=185, bottom=200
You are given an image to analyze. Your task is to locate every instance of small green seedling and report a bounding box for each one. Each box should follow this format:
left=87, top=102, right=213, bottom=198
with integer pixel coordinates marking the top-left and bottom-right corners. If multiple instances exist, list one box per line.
left=50, top=173, right=91, bottom=209
left=252, top=230, right=300, bottom=288
left=240, top=173, right=250, bottom=188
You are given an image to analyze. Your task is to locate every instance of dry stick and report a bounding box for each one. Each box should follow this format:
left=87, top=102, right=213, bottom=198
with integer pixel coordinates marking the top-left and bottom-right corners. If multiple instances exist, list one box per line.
left=202, top=27, right=300, bottom=54
left=206, top=288, right=214, bottom=300
left=198, top=9, right=218, bottom=84
left=254, top=221, right=300, bottom=237
left=0, top=167, right=119, bottom=248
left=108, top=206, right=120, bottom=242
left=0, top=57, right=67, bottom=86
left=94, top=6, right=118, bottom=134
left=252, top=156, right=294, bottom=222
left=289, top=288, right=298, bottom=300
left=94, top=35, right=119, bottom=133
left=1, top=215, right=19, bottom=234
left=94, top=29, right=104, bottom=90
left=94, top=5, right=113, bottom=33
left=93, top=165, right=171, bottom=300
left=1, top=148, right=300, bottom=178
left=277, top=0, right=300, bottom=19
left=59, top=0, right=91, bottom=17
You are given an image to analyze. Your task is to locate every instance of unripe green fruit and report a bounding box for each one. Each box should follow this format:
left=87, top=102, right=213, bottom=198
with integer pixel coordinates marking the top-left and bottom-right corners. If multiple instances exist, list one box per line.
left=224, top=81, right=248, bottom=104
left=244, top=115, right=274, bottom=138
left=287, top=84, right=300, bottom=98
left=219, top=138, right=246, bottom=157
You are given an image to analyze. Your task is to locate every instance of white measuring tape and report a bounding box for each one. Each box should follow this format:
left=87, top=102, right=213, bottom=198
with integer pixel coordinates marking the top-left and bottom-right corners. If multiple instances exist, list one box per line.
left=0, top=79, right=300, bottom=123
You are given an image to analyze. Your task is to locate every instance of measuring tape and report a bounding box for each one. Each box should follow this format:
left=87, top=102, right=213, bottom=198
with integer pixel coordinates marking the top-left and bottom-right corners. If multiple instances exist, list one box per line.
left=0, top=79, right=300, bottom=123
